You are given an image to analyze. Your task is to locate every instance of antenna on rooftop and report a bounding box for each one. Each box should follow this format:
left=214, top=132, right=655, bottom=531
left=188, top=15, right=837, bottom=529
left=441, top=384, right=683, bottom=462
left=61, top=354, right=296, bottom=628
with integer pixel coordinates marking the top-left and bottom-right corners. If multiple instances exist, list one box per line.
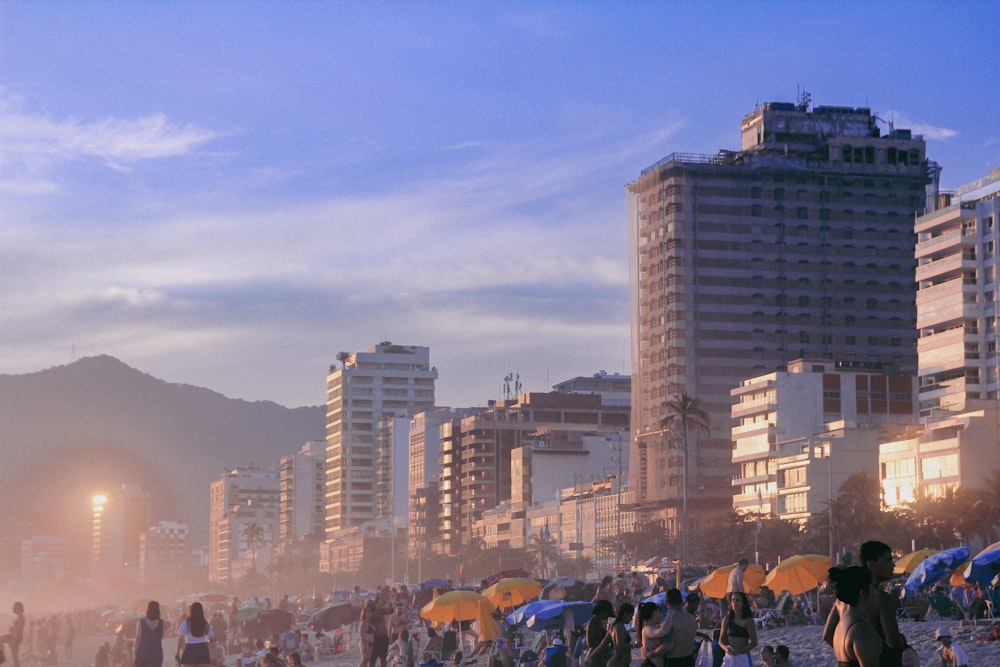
left=796, top=86, right=811, bottom=111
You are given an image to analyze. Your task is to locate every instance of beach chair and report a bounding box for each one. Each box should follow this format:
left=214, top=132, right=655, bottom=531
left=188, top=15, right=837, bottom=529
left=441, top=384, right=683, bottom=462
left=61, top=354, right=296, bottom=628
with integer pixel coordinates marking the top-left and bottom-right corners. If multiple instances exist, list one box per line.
left=754, top=591, right=789, bottom=629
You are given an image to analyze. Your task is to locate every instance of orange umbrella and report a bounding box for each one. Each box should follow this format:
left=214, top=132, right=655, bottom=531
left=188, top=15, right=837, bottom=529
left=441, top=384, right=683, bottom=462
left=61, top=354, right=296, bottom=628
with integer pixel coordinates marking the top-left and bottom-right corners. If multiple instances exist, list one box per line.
left=764, top=554, right=833, bottom=595
left=697, top=563, right=765, bottom=599
left=894, top=548, right=939, bottom=575
left=950, top=560, right=972, bottom=587
left=481, top=578, right=543, bottom=608
left=420, top=590, right=500, bottom=641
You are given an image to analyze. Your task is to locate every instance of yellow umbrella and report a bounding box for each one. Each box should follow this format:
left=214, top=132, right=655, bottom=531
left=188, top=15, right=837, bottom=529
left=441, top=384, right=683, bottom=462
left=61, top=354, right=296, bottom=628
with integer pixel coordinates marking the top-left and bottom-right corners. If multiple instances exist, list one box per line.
left=894, top=548, right=939, bottom=575
left=481, top=578, right=543, bottom=608
left=420, top=590, right=496, bottom=623
left=764, top=554, right=833, bottom=595
left=697, top=563, right=766, bottom=599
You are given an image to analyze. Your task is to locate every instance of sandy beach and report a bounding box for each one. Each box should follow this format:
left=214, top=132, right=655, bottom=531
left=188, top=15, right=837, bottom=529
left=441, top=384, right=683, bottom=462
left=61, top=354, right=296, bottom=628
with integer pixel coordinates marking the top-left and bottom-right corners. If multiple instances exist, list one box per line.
left=58, top=617, right=1000, bottom=667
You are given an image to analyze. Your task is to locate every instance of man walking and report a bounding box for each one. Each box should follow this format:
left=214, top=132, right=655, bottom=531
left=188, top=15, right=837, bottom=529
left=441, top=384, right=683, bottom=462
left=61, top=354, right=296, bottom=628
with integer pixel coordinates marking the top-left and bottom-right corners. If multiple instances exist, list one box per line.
left=663, top=589, right=697, bottom=667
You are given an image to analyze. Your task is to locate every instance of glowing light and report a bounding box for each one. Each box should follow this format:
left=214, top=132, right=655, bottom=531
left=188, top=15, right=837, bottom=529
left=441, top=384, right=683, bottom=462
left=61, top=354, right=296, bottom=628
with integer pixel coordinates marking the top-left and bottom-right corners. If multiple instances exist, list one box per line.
left=92, top=494, right=108, bottom=509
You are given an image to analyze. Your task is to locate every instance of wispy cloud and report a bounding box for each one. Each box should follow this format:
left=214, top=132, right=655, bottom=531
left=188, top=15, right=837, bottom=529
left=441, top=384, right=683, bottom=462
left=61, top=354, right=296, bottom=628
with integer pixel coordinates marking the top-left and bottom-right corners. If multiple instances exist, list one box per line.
left=881, top=110, right=958, bottom=141
left=0, top=88, right=219, bottom=189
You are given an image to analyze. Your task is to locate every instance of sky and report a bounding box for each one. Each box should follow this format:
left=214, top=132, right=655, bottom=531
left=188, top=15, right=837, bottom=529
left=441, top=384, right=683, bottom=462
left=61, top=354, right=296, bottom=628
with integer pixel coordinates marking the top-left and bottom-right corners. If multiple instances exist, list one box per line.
left=2, top=1, right=998, bottom=409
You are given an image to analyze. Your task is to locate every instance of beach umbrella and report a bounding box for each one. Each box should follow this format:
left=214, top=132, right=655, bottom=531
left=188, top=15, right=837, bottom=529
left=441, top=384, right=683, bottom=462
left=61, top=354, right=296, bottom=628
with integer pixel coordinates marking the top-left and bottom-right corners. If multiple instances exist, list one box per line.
left=962, top=541, right=1000, bottom=586
left=697, top=563, right=766, bottom=599
left=949, top=560, right=972, bottom=587
left=764, top=555, right=833, bottom=596
left=526, top=601, right=592, bottom=631
left=903, top=546, right=970, bottom=596
left=482, top=577, right=543, bottom=608
left=507, top=600, right=592, bottom=630
left=894, top=548, right=939, bottom=575
left=235, top=606, right=264, bottom=622
left=420, top=590, right=495, bottom=623
left=422, top=577, right=450, bottom=589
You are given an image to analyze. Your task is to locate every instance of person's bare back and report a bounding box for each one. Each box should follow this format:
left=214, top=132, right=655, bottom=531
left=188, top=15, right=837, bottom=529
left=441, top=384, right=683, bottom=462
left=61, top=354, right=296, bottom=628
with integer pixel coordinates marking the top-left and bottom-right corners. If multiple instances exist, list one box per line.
left=665, top=610, right=697, bottom=659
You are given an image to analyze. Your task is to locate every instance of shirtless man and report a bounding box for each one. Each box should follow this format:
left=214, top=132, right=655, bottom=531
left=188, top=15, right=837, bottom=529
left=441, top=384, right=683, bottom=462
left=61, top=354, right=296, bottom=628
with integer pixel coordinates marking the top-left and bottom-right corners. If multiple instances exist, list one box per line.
left=663, top=589, right=697, bottom=667
left=387, top=605, right=409, bottom=639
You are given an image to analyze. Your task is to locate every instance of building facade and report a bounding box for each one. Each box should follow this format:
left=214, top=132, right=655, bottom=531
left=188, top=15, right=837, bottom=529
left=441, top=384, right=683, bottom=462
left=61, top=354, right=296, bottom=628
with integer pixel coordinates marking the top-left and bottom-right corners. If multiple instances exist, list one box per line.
left=279, top=441, right=326, bottom=544
left=138, top=520, right=190, bottom=584
left=436, top=392, right=629, bottom=555
left=627, top=100, right=931, bottom=536
left=208, top=467, right=279, bottom=584
left=91, top=484, right=150, bottom=583
left=731, top=358, right=917, bottom=521
left=880, top=166, right=1000, bottom=505
left=323, top=342, right=437, bottom=572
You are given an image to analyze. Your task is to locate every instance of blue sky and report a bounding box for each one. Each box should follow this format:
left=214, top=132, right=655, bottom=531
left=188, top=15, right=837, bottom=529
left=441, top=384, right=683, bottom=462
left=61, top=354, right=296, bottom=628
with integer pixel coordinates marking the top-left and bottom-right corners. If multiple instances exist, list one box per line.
left=2, top=1, right=998, bottom=409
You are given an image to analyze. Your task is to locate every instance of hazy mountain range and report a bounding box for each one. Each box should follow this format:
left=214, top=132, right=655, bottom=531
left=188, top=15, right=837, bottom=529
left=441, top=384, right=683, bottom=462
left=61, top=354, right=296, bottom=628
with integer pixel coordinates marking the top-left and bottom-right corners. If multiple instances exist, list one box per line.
left=0, top=355, right=324, bottom=560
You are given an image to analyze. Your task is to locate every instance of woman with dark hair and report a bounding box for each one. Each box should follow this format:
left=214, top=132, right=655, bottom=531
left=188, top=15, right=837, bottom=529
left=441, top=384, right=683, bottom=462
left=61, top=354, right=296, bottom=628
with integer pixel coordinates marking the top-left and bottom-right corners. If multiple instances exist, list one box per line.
left=135, top=601, right=165, bottom=667
left=176, top=602, right=213, bottom=667
left=719, top=592, right=757, bottom=666
left=606, top=603, right=634, bottom=667
left=583, top=600, right=615, bottom=667
left=828, top=567, right=882, bottom=667
left=636, top=602, right=672, bottom=667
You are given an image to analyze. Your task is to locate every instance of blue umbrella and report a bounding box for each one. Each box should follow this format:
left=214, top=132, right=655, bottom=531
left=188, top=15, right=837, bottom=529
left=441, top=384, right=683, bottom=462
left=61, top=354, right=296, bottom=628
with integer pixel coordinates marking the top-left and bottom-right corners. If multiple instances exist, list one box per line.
left=963, top=541, right=1000, bottom=586
left=903, top=546, right=970, bottom=596
left=640, top=590, right=690, bottom=608
left=507, top=600, right=593, bottom=630
left=423, top=578, right=450, bottom=589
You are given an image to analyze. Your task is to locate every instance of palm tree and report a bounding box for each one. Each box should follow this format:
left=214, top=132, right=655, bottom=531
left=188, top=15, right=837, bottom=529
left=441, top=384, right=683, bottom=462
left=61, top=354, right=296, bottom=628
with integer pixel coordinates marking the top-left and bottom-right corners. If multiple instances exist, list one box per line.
left=336, top=351, right=351, bottom=369
left=661, top=392, right=710, bottom=564
left=243, top=521, right=265, bottom=572
left=526, top=527, right=559, bottom=578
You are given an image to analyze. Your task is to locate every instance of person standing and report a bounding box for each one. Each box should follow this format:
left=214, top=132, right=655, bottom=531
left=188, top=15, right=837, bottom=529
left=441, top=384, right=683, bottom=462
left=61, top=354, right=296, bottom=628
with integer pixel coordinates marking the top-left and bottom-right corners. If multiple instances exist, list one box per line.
left=176, top=602, right=213, bottom=667
left=828, top=567, right=882, bottom=667
left=727, top=560, right=749, bottom=603
left=1, top=602, right=26, bottom=667
left=663, top=589, right=697, bottom=667
left=63, top=618, right=74, bottom=660
left=583, top=600, right=614, bottom=667
left=824, top=541, right=905, bottom=667
left=933, top=628, right=968, bottom=667
left=606, top=603, right=634, bottom=667
left=135, top=601, right=165, bottom=667
left=719, top=592, right=757, bottom=667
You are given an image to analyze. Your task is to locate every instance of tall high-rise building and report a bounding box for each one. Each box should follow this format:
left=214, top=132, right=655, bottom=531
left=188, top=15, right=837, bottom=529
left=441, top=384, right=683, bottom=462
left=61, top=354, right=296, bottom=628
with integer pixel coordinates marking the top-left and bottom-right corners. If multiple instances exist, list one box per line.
left=323, top=343, right=437, bottom=570
left=626, top=100, right=931, bottom=536
left=90, top=484, right=150, bottom=583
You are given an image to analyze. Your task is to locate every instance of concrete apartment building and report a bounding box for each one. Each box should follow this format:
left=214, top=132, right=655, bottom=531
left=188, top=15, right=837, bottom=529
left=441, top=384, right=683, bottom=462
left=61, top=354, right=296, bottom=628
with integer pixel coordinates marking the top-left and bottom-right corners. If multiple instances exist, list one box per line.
left=138, top=520, right=189, bottom=585
left=880, top=166, right=1000, bottom=505
left=435, top=391, right=629, bottom=555
left=627, top=99, right=931, bottom=537
left=323, top=342, right=437, bottom=573
left=731, top=359, right=917, bottom=535
left=91, top=484, right=150, bottom=584
left=278, top=441, right=326, bottom=544
left=208, top=467, right=279, bottom=583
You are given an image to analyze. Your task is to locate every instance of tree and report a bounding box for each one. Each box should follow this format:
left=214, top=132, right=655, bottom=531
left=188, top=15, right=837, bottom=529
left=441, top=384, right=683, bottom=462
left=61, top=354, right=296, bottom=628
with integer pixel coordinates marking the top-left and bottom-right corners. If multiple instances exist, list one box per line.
left=830, top=472, right=882, bottom=557
left=242, top=521, right=266, bottom=572
left=526, top=527, right=559, bottom=577
left=661, top=392, right=710, bottom=564
left=337, top=351, right=351, bottom=369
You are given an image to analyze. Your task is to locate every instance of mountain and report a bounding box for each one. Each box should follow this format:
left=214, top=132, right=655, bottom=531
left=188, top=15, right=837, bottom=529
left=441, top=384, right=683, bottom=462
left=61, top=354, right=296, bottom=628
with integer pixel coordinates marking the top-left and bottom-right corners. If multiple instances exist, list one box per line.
left=0, top=355, right=325, bottom=562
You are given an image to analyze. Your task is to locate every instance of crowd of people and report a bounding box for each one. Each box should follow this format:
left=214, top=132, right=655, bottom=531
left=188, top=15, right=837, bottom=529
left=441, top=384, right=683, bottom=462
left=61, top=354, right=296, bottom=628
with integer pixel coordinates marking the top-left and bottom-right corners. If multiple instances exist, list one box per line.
left=2, top=539, right=997, bottom=667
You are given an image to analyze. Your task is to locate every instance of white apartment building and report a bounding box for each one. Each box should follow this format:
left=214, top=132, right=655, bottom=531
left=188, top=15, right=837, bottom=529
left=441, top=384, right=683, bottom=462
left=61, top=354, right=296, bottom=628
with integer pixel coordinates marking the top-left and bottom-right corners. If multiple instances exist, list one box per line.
left=279, top=441, right=326, bottom=544
left=208, top=467, right=279, bottom=583
left=731, top=359, right=917, bottom=526
left=880, top=166, right=1000, bottom=504
left=323, top=342, right=437, bottom=572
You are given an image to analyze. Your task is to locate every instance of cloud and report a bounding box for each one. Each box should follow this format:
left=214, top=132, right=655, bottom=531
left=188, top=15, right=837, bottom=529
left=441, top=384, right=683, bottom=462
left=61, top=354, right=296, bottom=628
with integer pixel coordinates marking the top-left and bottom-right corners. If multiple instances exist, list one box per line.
left=880, top=110, right=958, bottom=141
left=0, top=88, right=219, bottom=190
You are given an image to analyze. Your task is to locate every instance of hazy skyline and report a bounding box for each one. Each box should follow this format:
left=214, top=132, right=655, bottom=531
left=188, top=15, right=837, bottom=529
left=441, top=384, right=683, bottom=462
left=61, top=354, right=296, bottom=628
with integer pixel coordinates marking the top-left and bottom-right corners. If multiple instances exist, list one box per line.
left=2, top=2, right=998, bottom=408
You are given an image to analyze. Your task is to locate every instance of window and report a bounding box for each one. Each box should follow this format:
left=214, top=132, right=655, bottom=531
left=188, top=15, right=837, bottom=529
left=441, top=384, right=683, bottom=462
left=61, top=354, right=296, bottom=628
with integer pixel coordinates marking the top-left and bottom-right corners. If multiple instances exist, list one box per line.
left=797, top=207, right=809, bottom=220
left=752, top=205, right=763, bottom=217
left=798, top=295, right=810, bottom=307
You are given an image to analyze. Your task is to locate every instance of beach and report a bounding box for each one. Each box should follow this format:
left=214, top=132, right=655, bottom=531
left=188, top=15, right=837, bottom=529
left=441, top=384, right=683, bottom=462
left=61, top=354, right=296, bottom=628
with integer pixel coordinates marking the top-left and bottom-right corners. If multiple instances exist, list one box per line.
left=57, top=617, right=1000, bottom=667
